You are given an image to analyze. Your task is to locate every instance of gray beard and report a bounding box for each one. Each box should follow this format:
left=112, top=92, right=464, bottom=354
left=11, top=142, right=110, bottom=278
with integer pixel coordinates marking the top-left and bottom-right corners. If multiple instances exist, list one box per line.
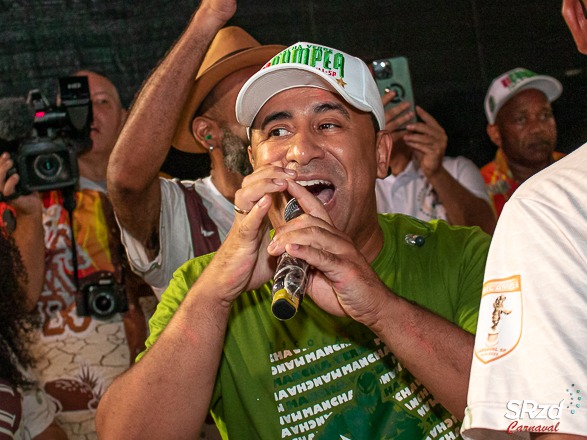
left=221, top=128, right=253, bottom=176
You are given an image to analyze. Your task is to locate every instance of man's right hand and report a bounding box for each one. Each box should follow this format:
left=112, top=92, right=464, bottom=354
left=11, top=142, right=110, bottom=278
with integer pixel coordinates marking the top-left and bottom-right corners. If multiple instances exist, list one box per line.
left=200, top=0, right=237, bottom=24
left=198, top=164, right=297, bottom=304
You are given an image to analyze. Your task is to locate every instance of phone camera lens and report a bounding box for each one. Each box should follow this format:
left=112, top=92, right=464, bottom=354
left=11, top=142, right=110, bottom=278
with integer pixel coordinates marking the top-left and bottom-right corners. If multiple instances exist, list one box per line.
left=372, top=60, right=392, bottom=80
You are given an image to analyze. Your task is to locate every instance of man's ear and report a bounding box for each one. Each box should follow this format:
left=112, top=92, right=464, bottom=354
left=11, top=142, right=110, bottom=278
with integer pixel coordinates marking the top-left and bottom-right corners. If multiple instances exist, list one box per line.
left=486, top=124, right=502, bottom=148
left=375, top=130, right=393, bottom=179
left=192, top=116, right=220, bottom=151
left=562, top=0, right=587, bottom=54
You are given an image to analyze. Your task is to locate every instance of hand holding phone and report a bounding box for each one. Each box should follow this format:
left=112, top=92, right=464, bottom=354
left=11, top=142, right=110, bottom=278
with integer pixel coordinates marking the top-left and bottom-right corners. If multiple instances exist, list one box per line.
left=371, top=56, right=417, bottom=130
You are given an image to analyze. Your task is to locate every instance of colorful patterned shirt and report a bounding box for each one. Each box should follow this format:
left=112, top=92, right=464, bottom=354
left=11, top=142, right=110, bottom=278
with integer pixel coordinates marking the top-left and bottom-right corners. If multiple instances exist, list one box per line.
left=480, top=149, right=565, bottom=218
left=31, top=181, right=146, bottom=440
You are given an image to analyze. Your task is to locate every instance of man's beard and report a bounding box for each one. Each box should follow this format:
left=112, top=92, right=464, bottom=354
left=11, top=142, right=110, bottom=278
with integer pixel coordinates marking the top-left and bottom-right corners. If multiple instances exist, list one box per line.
left=221, top=128, right=253, bottom=176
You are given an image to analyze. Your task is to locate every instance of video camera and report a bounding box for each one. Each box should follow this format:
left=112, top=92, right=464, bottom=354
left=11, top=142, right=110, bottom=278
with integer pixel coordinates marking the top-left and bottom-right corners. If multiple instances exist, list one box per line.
left=0, top=76, right=93, bottom=197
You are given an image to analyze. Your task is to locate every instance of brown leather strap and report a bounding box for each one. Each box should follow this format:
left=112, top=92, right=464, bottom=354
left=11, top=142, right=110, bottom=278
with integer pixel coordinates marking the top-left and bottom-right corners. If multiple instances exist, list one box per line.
left=175, top=181, right=221, bottom=256
left=99, top=192, right=152, bottom=363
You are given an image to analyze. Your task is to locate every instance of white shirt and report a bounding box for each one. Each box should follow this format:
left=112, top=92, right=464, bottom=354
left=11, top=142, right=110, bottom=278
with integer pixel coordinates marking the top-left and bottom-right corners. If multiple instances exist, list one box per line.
left=462, top=143, right=587, bottom=438
left=375, top=156, right=489, bottom=220
left=120, top=176, right=234, bottom=299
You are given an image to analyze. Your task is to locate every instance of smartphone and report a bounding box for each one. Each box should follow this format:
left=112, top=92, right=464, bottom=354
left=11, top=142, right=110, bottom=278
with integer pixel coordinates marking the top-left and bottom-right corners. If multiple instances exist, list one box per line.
left=371, top=56, right=417, bottom=130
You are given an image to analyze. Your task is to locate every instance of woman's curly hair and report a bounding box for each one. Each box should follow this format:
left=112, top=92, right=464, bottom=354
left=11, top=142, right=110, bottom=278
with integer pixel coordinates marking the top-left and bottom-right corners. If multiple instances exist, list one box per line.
left=0, top=228, right=41, bottom=388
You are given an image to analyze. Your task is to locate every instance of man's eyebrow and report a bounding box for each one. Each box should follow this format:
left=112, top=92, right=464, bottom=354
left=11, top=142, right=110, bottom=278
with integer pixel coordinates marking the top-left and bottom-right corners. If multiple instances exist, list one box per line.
left=314, top=102, right=350, bottom=120
left=92, top=91, right=115, bottom=98
left=259, top=111, right=292, bottom=131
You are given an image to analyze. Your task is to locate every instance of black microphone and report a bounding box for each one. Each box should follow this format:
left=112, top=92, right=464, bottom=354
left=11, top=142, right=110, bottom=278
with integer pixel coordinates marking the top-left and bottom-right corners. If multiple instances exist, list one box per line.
left=271, top=198, right=310, bottom=320
left=0, top=97, right=34, bottom=149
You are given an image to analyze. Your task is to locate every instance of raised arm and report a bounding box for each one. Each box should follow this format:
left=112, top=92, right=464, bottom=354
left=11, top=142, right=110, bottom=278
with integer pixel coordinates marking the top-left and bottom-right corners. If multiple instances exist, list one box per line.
left=106, top=0, right=236, bottom=259
left=96, top=160, right=294, bottom=438
left=404, top=107, right=496, bottom=234
left=381, top=95, right=496, bottom=234
left=96, top=267, right=234, bottom=439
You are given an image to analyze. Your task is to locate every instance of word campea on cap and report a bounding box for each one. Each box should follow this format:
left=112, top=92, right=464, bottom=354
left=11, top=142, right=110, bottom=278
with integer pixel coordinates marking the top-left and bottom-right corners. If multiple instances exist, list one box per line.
left=484, top=67, right=563, bottom=124
left=236, top=42, right=385, bottom=130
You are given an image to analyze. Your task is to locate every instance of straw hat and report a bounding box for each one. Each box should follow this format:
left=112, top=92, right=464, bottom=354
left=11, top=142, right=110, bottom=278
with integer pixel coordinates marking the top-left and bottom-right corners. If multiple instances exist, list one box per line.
left=172, top=26, right=285, bottom=153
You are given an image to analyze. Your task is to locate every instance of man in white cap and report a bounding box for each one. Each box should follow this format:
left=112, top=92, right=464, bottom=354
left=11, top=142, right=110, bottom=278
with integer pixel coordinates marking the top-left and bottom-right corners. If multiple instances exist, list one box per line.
left=107, top=6, right=284, bottom=299
left=481, top=67, right=564, bottom=217
left=96, top=8, right=491, bottom=437
left=462, top=2, right=587, bottom=439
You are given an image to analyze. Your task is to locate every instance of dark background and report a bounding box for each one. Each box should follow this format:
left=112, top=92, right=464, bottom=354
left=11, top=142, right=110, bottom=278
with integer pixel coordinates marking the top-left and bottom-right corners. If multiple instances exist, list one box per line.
left=2, top=0, right=586, bottom=175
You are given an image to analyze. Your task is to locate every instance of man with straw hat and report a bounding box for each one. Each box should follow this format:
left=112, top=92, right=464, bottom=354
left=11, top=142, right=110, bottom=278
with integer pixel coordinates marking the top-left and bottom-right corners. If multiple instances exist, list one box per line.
left=107, top=5, right=284, bottom=299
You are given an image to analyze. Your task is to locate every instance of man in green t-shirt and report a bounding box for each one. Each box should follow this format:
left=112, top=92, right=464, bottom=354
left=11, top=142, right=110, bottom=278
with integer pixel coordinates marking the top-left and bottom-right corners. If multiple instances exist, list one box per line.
left=96, top=2, right=490, bottom=439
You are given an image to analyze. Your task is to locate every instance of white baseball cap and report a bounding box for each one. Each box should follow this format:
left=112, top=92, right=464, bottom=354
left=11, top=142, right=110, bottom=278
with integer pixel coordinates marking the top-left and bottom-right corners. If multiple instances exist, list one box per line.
left=485, top=67, right=562, bottom=124
left=236, top=42, right=385, bottom=130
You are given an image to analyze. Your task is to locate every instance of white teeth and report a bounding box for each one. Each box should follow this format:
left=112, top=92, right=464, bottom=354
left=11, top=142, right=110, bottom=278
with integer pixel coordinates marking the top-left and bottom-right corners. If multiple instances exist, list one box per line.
left=297, top=179, right=331, bottom=187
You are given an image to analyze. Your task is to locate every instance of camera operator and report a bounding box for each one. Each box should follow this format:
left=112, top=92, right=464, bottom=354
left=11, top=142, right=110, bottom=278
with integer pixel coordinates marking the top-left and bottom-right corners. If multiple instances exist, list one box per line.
left=0, top=152, right=44, bottom=309
left=0, top=70, right=155, bottom=439
left=0, top=220, right=67, bottom=440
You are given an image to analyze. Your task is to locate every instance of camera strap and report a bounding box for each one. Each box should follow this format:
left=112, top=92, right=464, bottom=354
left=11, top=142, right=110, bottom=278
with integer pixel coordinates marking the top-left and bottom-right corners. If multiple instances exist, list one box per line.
left=63, top=187, right=125, bottom=293
left=62, top=186, right=80, bottom=292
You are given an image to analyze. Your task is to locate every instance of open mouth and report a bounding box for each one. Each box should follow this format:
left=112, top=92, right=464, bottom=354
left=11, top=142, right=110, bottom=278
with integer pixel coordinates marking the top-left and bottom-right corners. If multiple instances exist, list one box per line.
left=297, top=179, right=335, bottom=204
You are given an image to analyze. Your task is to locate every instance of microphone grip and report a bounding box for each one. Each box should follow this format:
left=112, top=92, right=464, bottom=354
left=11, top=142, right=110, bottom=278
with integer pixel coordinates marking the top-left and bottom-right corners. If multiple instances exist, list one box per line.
left=271, top=198, right=309, bottom=320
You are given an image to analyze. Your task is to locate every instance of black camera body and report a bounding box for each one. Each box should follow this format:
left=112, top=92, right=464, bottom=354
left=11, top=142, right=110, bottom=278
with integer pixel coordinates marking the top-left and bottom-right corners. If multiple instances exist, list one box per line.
left=76, top=271, right=128, bottom=320
left=1, top=76, right=92, bottom=197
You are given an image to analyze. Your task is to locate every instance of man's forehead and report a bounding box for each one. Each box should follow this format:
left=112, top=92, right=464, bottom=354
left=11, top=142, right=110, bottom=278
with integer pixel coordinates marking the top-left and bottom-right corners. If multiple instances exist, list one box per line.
left=88, top=78, right=120, bottom=102
left=254, top=88, right=346, bottom=118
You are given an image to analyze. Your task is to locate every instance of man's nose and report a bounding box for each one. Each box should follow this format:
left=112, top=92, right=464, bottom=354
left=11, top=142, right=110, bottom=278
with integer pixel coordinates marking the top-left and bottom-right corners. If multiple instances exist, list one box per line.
left=527, top=115, right=551, bottom=134
left=285, top=131, right=325, bottom=166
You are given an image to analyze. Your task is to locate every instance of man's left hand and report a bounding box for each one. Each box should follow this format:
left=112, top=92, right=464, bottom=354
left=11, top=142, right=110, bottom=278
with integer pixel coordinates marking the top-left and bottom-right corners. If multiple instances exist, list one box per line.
left=403, top=106, right=448, bottom=178
left=267, top=181, right=387, bottom=326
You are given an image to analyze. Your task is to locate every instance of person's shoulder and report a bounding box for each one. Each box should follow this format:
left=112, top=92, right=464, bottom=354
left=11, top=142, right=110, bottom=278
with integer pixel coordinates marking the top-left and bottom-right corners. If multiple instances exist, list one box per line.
left=479, top=159, right=496, bottom=174
left=378, top=212, right=489, bottom=242
left=377, top=212, right=429, bottom=232
left=79, top=177, right=107, bottom=192
left=442, top=155, right=476, bottom=167
left=158, top=176, right=204, bottom=204
left=441, top=156, right=486, bottom=184
left=149, top=252, right=216, bottom=317
left=513, top=143, right=587, bottom=200
left=169, top=251, right=216, bottom=289
left=159, top=176, right=200, bottom=189
left=376, top=214, right=490, bottom=269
